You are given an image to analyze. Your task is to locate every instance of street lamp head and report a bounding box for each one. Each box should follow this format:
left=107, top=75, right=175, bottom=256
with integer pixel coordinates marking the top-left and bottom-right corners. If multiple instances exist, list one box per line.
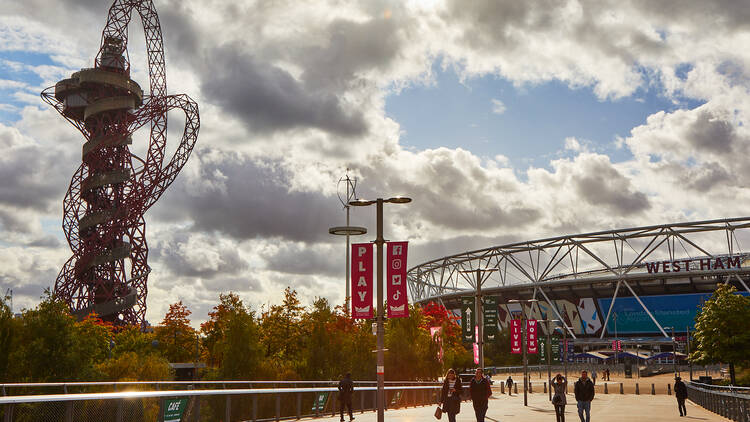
left=349, top=198, right=376, bottom=207
left=329, top=226, right=368, bottom=236
left=386, top=196, right=412, bottom=204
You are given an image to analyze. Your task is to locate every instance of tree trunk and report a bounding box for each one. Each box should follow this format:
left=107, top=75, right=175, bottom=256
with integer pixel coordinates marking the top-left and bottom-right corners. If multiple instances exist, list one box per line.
left=729, top=362, right=736, bottom=385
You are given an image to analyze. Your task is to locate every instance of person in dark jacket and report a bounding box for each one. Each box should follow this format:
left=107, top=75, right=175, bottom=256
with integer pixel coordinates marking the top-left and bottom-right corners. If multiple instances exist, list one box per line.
left=440, top=368, right=463, bottom=422
left=337, top=373, right=355, bottom=422
left=552, top=374, right=568, bottom=422
left=674, top=376, right=688, bottom=417
left=469, top=368, right=492, bottom=422
left=574, top=370, right=595, bottom=422
left=506, top=376, right=514, bottom=396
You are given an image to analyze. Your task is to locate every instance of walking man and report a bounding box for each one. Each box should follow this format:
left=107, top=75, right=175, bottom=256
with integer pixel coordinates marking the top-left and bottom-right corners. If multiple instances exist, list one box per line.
left=574, top=370, right=595, bottom=422
left=506, top=376, right=514, bottom=396
left=470, top=368, right=492, bottom=422
left=338, top=373, right=355, bottom=422
left=674, top=376, right=688, bottom=417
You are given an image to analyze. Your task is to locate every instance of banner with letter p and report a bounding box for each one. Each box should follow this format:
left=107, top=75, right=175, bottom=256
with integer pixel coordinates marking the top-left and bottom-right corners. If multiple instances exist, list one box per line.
left=386, top=241, right=409, bottom=318
left=351, top=243, right=373, bottom=319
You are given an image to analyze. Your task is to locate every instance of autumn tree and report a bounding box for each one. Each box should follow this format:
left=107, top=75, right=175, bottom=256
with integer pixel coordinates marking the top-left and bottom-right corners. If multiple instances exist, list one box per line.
left=259, top=287, right=304, bottom=377
left=0, top=294, right=14, bottom=380
left=385, top=305, right=441, bottom=380
left=201, top=292, right=264, bottom=380
left=8, top=292, right=111, bottom=381
left=154, top=301, right=198, bottom=363
left=421, top=301, right=473, bottom=373
left=691, top=284, right=750, bottom=385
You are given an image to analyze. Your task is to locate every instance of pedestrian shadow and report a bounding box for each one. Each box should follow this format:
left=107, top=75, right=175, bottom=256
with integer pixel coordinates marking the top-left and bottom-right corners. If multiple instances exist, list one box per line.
left=528, top=406, right=555, bottom=413
left=682, top=417, right=707, bottom=420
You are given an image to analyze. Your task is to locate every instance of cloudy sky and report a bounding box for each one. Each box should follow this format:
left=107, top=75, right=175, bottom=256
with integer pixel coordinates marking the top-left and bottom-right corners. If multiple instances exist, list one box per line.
left=1, top=0, right=749, bottom=325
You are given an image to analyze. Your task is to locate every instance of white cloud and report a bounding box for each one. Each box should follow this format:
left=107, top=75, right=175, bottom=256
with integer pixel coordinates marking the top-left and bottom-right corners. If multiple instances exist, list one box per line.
left=3, top=0, right=750, bottom=325
left=490, top=98, right=506, bottom=114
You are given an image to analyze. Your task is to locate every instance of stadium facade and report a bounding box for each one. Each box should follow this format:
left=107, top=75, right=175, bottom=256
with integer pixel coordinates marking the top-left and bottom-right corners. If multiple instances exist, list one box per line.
left=407, top=217, right=750, bottom=353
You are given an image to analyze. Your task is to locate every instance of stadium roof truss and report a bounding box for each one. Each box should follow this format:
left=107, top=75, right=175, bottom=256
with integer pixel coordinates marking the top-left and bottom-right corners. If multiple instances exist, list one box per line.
left=407, top=217, right=750, bottom=339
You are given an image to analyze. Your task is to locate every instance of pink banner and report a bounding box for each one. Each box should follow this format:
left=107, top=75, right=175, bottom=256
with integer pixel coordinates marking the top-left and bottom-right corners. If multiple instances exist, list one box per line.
left=527, top=319, right=538, bottom=354
left=510, top=319, right=522, bottom=354
left=430, top=327, right=443, bottom=362
left=386, top=241, right=409, bottom=318
left=351, top=243, right=373, bottom=319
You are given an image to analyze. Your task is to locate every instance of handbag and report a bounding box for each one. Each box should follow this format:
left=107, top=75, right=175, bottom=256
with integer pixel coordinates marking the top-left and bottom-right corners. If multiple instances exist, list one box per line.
left=434, top=405, right=443, bottom=419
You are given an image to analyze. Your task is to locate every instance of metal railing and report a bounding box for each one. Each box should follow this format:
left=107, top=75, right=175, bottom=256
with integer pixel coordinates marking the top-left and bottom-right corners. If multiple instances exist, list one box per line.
left=0, top=380, right=438, bottom=396
left=0, top=385, right=443, bottom=422
left=687, top=381, right=750, bottom=422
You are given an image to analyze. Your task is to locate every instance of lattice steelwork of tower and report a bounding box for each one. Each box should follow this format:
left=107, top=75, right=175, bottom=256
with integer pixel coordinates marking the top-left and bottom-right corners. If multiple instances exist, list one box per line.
left=42, top=0, right=200, bottom=326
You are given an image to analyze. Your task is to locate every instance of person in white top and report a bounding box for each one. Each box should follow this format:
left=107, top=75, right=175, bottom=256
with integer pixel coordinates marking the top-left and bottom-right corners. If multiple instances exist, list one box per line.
left=440, top=368, right=463, bottom=422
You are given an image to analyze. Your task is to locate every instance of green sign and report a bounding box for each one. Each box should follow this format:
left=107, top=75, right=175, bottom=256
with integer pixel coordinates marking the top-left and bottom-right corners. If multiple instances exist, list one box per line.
left=163, top=398, right=187, bottom=422
left=539, top=337, right=561, bottom=363
left=482, top=296, right=499, bottom=341
left=312, top=392, right=329, bottom=412
left=390, top=390, right=403, bottom=406
left=461, top=297, right=475, bottom=342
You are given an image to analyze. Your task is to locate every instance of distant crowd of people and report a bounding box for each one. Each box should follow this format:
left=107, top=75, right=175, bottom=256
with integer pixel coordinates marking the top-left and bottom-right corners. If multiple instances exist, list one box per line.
left=336, top=367, right=689, bottom=422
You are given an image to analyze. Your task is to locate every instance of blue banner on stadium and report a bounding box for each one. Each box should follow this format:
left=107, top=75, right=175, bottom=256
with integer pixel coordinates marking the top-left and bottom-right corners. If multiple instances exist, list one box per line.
left=598, top=292, right=748, bottom=334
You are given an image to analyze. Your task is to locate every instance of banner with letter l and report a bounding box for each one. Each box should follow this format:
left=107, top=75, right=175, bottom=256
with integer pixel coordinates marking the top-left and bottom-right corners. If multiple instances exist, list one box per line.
left=510, top=319, right=522, bottom=354
left=351, top=243, right=374, bottom=319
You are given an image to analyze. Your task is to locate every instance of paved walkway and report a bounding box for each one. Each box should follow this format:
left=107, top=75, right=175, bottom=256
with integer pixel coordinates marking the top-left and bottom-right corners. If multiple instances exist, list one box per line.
left=317, top=393, right=729, bottom=421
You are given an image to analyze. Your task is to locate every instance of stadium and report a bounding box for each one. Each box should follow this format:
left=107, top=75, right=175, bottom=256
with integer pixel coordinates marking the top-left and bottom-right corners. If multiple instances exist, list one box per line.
left=406, top=216, right=750, bottom=362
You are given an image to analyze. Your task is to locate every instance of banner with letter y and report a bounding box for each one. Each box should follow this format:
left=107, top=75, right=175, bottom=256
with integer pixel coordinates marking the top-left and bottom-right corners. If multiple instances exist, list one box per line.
left=351, top=243, right=373, bottom=319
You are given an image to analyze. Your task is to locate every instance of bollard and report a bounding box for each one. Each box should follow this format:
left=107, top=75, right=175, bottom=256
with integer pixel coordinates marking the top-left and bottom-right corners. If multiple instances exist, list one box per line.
left=667, top=384, right=671, bottom=395
left=501, top=383, right=505, bottom=394
left=332, top=395, right=337, bottom=416
left=276, top=394, right=281, bottom=421
left=225, top=395, right=231, bottom=422
left=530, top=381, right=533, bottom=394
left=361, top=390, right=365, bottom=413
left=636, top=383, right=640, bottom=395
left=515, top=383, right=518, bottom=394
left=296, top=393, right=302, bottom=420
left=604, top=383, right=608, bottom=394
left=620, top=383, right=624, bottom=394
left=651, top=384, right=655, bottom=395
left=544, top=382, right=547, bottom=394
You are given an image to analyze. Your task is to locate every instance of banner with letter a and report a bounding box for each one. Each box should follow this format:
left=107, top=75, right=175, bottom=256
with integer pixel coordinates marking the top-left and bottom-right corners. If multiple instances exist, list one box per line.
left=386, top=241, right=409, bottom=318
left=510, top=319, right=522, bottom=354
left=351, top=243, right=373, bottom=319
left=527, top=319, right=539, bottom=354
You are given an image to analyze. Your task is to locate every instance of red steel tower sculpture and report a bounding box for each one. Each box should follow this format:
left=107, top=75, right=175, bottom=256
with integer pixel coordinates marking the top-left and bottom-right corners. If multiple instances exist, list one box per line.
left=41, top=0, right=199, bottom=326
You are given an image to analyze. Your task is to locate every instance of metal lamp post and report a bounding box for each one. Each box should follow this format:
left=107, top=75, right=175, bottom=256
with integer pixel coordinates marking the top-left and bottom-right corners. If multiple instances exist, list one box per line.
left=508, top=298, right=538, bottom=407
left=665, top=326, right=678, bottom=377
left=350, top=196, right=411, bottom=422
left=330, top=173, right=367, bottom=311
left=458, top=268, right=498, bottom=372
left=685, top=327, right=693, bottom=381
left=538, top=319, right=560, bottom=401
left=553, top=324, right=572, bottom=391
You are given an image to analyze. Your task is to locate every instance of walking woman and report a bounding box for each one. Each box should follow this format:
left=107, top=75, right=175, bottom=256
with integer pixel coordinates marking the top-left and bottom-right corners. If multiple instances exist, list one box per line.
left=440, top=368, right=463, bottom=422
left=552, top=373, right=567, bottom=422
left=469, top=368, right=492, bottom=422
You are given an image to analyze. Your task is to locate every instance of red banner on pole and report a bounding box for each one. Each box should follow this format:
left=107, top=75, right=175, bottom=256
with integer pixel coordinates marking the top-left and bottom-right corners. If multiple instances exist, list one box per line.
left=386, top=241, right=409, bottom=318
left=351, top=243, right=373, bottom=319
left=527, top=319, right=538, bottom=354
left=510, top=319, right=522, bottom=354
